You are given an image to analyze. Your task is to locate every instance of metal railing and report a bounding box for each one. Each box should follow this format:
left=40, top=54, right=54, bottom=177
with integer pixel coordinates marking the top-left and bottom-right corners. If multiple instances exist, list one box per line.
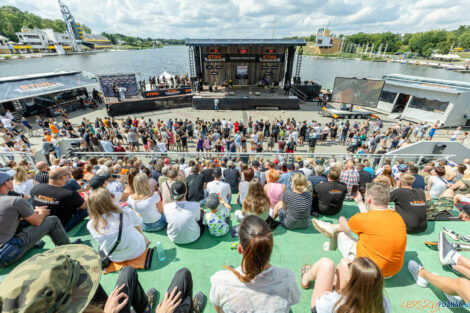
left=0, top=152, right=38, bottom=170
left=71, top=151, right=455, bottom=169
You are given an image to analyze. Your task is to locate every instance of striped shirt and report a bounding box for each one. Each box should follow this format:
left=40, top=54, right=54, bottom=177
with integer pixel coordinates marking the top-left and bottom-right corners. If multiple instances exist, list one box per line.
left=34, top=171, right=49, bottom=184
left=281, top=191, right=312, bottom=229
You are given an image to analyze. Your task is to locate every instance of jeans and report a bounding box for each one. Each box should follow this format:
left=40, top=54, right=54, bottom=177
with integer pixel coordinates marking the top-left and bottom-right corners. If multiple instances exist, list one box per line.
left=169, top=268, right=194, bottom=313
left=0, top=215, right=70, bottom=267
left=54, top=146, right=61, bottom=158
left=64, top=209, right=89, bottom=232
left=143, top=214, right=167, bottom=232
left=115, top=266, right=149, bottom=313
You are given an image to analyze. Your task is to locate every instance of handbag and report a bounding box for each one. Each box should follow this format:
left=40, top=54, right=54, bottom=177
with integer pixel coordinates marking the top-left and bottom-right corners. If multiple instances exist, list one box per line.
left=99, top=213, right=123, bottom=269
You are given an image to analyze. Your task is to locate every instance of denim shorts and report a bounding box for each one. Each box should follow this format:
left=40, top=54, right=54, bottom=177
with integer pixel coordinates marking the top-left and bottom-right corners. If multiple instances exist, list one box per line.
left=142, top=214, right=167, bottom=232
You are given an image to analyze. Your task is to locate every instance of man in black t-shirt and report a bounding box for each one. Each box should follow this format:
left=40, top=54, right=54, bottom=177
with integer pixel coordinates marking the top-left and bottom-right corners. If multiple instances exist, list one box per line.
left=202, top=162, right=215, bottom=183
left=357, top=163, right=372, bottom=189
left=390, top=174, right=427, bottom=234
left=312, top=167, right=347, bottom=216
left=30, top=168, right=86, bottom=231
left=223, top=161, right=241, bottom=193
left=186, top=165, right=206, bottom=203
left=308, top=135, right=317, bottom=154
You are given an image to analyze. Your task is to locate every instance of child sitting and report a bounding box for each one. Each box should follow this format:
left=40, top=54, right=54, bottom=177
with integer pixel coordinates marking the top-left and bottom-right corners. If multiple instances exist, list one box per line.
left=203, top=193, right=232, bottom=236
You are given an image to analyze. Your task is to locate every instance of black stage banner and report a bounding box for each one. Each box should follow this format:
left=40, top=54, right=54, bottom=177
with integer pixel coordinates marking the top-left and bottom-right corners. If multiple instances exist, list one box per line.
left=202, top=54, right=285, bottom=63
left=143, top=87, right=192, bottom=98
left=98, top=74, right=139, bottom=97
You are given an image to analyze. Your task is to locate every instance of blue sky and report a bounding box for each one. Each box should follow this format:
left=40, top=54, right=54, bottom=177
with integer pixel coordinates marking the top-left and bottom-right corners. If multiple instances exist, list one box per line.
left=5, top=0, right=470, bottom=38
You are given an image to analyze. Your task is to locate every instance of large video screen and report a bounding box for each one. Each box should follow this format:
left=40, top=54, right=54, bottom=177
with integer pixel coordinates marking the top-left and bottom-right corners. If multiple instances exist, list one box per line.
left=331, top=77, right=385, bottom=107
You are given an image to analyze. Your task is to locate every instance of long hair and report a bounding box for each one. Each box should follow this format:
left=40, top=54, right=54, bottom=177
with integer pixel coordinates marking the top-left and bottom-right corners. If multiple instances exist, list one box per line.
left=380, top=165, right=396, bottom=187
left=87, top=188, right=121, bottom=234
left=242, top=180, right=270, bottom=215
left=14, top=166, right=29, bottom=184
left=224, top=215, right=273, bottom=283
left=335, top=257, right=386, bottom=313
left=132, top=173, right=153, bottom=200
left=127, top=167, right=140, bottom=193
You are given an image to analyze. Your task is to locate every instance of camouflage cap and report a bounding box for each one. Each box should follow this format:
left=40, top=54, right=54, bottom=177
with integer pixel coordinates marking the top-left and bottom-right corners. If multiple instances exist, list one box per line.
left=0, top=244, right=101, bottom=313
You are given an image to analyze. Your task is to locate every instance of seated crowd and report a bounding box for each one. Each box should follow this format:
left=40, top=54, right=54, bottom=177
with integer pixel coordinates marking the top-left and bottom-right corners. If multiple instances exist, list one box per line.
left=0, top=154, right=469, bottom=313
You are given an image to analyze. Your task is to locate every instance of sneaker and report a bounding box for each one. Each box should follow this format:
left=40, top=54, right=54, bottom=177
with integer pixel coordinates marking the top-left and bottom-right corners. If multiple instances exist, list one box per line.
left=311, top=219, right=336, bottom=238
left=33, top=240, right=45, bottom=249
left=144, top=288, right=157, bottom=313
left=460, top=235, right=470, bottom=243
left=442, top=227, right=460, bottom=241
left=71, top=239, right=83, bottom=244
left=444, top=293, right=463, bottom=304
left=193, top=291, right=205, bottom=313
left=439, top=232, right=457, bottom=266
left=407, top=260, right=428, bottom=287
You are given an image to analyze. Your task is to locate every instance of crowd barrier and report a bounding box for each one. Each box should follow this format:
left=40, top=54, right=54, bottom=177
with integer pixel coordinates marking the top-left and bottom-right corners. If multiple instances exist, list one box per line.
left=70, top=151, right=456, bottom=169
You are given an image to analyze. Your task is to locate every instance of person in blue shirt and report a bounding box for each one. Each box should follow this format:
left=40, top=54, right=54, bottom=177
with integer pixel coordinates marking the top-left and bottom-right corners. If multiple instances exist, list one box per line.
left=21, top=117, right=33, bottom=137
left=409, top=165, right=426, bottom=189
left=363, top=160, right=374, bottom=179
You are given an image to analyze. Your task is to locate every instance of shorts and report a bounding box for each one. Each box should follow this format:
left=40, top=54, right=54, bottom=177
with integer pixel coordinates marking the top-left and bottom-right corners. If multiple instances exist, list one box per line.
left=286, top=150, right=294, bottom=153
left=130, top=142, right=139, bottom=147
left=434, top=198, right=454, bottom=212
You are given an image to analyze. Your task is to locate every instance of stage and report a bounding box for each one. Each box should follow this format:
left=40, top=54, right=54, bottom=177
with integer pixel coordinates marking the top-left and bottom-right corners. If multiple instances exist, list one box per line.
left=107, top=94, right=193, bottom=117
left=192, top=86, right=300, bottom=110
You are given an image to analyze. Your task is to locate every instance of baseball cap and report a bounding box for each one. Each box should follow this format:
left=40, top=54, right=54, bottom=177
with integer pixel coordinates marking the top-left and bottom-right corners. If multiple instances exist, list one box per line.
left=287, top=163, right=295, bottom=170
left=398, top=164, right=408, bottom=172
left=164, top=158, right=170, bottom=165
left=213, top=167, right=222, bottom=177
left=273, top=159, right=279, bottom=164
left=170, top=181, right=186, bottom=200
left=205, top=193, right=220, bottom=210
left=88, top=173, right=110, bottom=189
left=456, top=202, right=470, bottom=215
left=252, top=160, right=260, bottom=167
left=0, top=172, right=13, bottom=185
left=0, top=244, right=101, bottom=313
left=304, top=160, right=310, bottom=167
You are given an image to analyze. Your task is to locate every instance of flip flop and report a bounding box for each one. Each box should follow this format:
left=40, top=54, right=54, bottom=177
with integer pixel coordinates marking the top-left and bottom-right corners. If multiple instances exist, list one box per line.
left=425, top=241, right=438, bottom=250
left=442, top=227, right=460, bottom=241
left=300, top=264, right=312, bottom=289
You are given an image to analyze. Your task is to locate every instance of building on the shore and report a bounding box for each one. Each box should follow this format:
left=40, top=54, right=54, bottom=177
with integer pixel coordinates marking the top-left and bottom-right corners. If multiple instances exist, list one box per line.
left=82, top=34, right=112, bottom=50
left=15, top=27, right=75, bottom=54
left=311, top=27, right=342, bottom=54
left=0, top=35, right=15, bottom=54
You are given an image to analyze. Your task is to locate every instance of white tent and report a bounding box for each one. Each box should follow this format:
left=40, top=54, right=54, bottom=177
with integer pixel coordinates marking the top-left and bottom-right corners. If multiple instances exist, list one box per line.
left=159, top=72, right=174, bottom=81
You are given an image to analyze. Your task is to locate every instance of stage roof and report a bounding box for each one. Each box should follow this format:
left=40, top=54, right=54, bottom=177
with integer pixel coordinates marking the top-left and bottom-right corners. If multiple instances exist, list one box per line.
left=0, top=71, right=97, bottom=103
left=185, top=39, right=306, bottom=47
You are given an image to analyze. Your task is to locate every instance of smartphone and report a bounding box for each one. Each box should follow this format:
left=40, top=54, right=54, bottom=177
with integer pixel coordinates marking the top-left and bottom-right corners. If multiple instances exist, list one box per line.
left=351, top=184, right=359, bottom=197
left=112, top=174, right=120, bottom=179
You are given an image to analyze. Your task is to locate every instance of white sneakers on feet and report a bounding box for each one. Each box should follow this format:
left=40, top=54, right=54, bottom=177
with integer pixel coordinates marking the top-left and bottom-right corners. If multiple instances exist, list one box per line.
left=439, top=231, right=457, bottom=266
left=312, top=219, right=335, bottom=238
left=408, top=260, right=428, bottom=288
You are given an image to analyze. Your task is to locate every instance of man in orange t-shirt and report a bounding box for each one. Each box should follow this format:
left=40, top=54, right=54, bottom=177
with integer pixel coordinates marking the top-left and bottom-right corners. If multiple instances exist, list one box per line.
left=312, top=181, right=407, bottom=278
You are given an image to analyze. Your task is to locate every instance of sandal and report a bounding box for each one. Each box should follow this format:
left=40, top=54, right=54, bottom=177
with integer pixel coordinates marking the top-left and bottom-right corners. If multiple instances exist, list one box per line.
left=300, top=264, right=312, bottom=289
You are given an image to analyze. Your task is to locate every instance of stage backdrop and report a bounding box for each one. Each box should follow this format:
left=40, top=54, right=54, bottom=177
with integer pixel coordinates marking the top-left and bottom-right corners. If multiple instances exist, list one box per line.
left=98, top=74, right=139, bottom=97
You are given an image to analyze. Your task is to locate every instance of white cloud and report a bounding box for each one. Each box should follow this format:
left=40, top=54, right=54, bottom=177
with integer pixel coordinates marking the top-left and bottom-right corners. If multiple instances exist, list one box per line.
left=4, top=0, right=469, bottom=38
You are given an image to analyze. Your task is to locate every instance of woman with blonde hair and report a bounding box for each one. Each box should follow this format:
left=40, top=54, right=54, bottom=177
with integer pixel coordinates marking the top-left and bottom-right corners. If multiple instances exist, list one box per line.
left=122, top=167, right=139, bottom=201
left=237, top=168, right=254, bottom=205
left=87, top=188, right=147, bottom=263
left=272, top=173, right=312, bottom=229
left=235, top=179, right=271, bottom=221
left=300, top=257, right=389, bottom=313
left=13, top=165, right=35, bottom=197
left=127, top=173, right=166, bottom=231
left=264, top=169, right=287, bottom=214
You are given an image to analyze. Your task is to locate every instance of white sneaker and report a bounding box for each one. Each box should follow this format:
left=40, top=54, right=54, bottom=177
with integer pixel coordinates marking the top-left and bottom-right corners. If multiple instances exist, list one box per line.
left=312, top=219, right=336, bottom=238
left=408, top=260, right=428, bottom=288
left=444, top=293, right=463, bottom=304
left=439, top=232, right=457, bottom=266
left=442, top=227, right=460, bottom=241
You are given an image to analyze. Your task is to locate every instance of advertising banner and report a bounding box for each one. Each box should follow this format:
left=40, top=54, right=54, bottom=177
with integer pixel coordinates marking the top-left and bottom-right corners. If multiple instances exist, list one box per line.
left=143, top=87, right=192, bottom=98
left=98, top=74, right=139, bottom=97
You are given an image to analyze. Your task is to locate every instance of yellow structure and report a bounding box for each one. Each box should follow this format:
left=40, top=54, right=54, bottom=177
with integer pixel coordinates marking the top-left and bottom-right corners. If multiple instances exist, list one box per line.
left=311, top=27, right=342, bottom=54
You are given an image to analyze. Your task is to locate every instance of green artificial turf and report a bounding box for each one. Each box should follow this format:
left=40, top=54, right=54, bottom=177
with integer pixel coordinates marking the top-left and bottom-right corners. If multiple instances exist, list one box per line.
left=1, top=199, right=469, bottom=313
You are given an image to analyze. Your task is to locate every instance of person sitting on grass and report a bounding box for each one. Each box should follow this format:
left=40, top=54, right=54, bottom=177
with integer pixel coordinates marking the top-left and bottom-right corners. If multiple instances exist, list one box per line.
left=210, top=215, right=300, bottom=312
left=203, top=193, right=232, bottom=237
left=300, top=257, right=390, bottom=313
left=408, top=231, right=470, bottom=304
left=0, top=245, right=206, bottom=313
left=272, top=173, right=312, bottom=230
left=236, top=179, right=271, bottom=221
left=312, top=182, right=407, bottom=278
left=312, top=166, right=347, bottom=216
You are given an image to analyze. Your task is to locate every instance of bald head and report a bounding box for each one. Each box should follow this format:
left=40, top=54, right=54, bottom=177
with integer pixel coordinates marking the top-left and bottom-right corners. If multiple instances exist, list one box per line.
left=49, top=167, right=70, bottom=186
left=36, top=161, right=48, bottom=172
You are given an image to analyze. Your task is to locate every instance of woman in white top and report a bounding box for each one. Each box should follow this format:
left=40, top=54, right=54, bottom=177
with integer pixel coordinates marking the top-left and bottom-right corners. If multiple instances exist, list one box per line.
left=87, top=188, right=146, bottom=263
left=13, top=165, right=35, bottom=197
left=210, top=216, right=300, bottom=313
left=427, top=166, right=448, bottom=199
left=237, top=168, right=254, bottom=205
left=300, top=257, right=390, bottom=313
left=235, top=179, right=271, bottom=221
left=127, top=173, right=166, bottom=232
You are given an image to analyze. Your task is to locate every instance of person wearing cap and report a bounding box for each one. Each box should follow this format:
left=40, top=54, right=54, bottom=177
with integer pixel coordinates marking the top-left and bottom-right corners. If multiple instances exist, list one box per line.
left=206, top=167, right=232, bottom=204
left=390, top=173, right=429, bottom=234
left=203, top=193, right=232, bottom=237
left=0, top=244, right=205, bottom=313
left=30, top=167, right=87, bottom=231
left=250, top=160, right=265, bottom=185
left=299, top=160, right=313, bottom=177
left=164, top=181, right=204, bottom=244
left=0, top=171, right=70, bottom=267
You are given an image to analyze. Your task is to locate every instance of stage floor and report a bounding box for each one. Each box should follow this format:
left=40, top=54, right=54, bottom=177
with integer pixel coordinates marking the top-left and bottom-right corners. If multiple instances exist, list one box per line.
left=195, top=86, right=288, bottom=99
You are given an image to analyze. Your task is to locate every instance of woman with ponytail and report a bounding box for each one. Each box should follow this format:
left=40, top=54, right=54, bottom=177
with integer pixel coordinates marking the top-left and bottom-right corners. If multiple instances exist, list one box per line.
left=300, top=257, right=390, bottom=313
left=210, top=215, right=300, bottom=312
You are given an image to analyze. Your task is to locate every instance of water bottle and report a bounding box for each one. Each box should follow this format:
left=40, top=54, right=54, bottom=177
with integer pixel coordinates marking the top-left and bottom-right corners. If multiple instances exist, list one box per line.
left=156, top=241, right=165, bottom=261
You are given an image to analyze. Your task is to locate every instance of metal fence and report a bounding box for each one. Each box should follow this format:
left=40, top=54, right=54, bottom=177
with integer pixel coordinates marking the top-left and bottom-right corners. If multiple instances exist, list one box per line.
left=70, top=151, right=455, bottom=169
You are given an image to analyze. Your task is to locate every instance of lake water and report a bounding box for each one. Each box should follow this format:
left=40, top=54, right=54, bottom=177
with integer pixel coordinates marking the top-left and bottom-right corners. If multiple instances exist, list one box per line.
left=1, top=45, right=469, bottom=89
